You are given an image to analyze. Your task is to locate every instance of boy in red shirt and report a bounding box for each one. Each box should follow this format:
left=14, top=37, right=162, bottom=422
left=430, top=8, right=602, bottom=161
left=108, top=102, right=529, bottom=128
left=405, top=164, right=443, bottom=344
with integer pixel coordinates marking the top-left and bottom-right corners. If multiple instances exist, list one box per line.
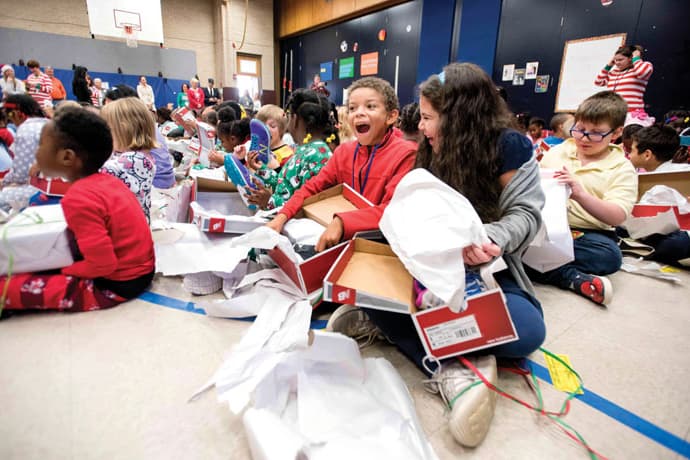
left=266, top=77, right=417, bottom=251
left=0, top=107, right=154, bottom=313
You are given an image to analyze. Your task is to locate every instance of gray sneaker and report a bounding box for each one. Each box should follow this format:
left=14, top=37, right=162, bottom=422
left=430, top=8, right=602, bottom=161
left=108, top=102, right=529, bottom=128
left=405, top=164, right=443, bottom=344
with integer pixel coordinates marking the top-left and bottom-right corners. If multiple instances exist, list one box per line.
left=423, top=355, right=498, bottom=447
left=325, top=304, right=383, bottom=348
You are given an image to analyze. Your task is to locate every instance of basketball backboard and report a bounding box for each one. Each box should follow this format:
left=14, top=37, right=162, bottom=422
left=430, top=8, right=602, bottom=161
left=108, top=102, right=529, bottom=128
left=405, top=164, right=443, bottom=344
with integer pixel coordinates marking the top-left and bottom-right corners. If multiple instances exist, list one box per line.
left=86, top=0, right=164, bottom=45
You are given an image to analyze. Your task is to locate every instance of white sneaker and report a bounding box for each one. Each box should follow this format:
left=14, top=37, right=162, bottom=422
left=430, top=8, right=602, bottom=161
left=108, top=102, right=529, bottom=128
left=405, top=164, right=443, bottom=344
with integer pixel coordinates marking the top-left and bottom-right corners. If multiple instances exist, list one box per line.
left=424, top=355, right=498, bottom=447
left=325, top=304, right=383, bottom=348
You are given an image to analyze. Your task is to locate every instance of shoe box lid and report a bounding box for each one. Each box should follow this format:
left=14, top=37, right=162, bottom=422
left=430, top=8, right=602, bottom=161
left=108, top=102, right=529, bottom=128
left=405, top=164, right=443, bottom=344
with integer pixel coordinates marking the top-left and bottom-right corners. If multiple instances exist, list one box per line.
left=322, top=238, right=519, bottom=360
left=637, top=170, right=690, bottom=201
left=294, top=183, right=382, bottom=240
left=268, top=240, right=349, bottom=296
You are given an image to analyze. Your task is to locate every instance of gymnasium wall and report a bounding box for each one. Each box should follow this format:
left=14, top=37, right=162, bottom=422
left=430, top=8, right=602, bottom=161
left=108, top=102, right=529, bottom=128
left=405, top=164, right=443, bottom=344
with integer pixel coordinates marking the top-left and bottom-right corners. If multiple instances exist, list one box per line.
left=493, top=0, right=690, bottom=121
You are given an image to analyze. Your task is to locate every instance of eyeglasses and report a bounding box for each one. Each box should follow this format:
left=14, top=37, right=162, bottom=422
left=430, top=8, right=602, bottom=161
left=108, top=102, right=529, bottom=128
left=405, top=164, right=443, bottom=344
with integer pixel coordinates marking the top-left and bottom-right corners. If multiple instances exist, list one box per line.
left=569, top=127, right=615, bottom=142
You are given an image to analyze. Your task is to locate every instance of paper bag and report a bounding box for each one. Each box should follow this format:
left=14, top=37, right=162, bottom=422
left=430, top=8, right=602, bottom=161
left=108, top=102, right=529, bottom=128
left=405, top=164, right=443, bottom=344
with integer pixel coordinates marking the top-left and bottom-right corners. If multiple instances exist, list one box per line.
left=523, top=176, right=574, bottom=272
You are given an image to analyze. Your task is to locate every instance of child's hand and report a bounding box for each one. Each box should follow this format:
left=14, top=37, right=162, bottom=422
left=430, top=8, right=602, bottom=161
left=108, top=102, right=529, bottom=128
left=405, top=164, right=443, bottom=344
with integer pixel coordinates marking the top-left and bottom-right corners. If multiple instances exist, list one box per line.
left=208, top=150, right=225, bottom=165
left=316, top=216, right=344, bottom=252
left=246, top=178, right=271, bottom=209
left=28, top=162, right=40, bottom=177
left=554, top=166, right=585, bottom=200
left=246, top=150, right=263, bottom=171
left=265, top=213, right=288, bottom=234
left=233, top=144, right=247, bottom=161
left=463, top=242, right=501, bottom=266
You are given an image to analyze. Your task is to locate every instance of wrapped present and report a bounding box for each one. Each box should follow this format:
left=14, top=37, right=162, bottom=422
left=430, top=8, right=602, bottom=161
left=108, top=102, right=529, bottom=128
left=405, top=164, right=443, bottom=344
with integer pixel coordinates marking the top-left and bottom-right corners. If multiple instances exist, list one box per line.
left=0, top=204, right=73, bottom=275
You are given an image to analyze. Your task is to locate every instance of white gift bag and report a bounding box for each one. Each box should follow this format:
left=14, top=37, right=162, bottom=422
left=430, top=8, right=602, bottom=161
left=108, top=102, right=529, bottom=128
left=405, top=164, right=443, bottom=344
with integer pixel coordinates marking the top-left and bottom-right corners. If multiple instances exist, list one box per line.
left=523, top=174, right=574, bottom=272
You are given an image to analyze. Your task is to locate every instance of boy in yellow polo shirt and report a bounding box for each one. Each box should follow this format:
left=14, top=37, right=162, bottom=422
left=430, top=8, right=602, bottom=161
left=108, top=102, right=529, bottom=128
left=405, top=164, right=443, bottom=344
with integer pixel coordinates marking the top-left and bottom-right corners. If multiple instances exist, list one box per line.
left=533, top=91, right=637, bottom=305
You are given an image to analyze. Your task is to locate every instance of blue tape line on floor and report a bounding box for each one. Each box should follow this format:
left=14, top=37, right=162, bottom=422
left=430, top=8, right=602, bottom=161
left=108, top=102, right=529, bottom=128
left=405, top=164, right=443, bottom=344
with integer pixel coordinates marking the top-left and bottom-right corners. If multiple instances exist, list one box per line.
left=138, top=291, right=328, bottom=330
left=139, top=291, right=688, bottom=457
left=528, top=359, right=690, bottom=458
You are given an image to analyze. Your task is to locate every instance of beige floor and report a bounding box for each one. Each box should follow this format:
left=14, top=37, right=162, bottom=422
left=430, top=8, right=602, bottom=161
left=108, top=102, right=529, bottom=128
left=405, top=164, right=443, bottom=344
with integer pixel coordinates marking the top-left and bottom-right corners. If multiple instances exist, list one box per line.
left=2, top=268, right=690, bottom=459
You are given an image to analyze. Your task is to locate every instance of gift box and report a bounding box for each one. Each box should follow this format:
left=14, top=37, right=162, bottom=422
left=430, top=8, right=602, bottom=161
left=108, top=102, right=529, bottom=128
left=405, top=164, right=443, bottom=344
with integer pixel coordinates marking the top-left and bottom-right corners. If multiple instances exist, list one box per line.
left=189, top=175, right=266, bottom=234
left=0, top=204, right=74, bottom=275
left=637, top=170, right=690, bottom=200
left=151, top=181, right=193, bottom=223
left=323, top=239, right=517, bottom=359
left=268, top=240, right=348, bottom=297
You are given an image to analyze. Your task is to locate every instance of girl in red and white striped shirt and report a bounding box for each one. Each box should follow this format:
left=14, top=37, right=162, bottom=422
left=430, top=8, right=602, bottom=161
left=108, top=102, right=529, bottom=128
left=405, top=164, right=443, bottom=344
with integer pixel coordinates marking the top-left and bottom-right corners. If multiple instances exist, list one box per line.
left=594, top=45, right=653, bottom=113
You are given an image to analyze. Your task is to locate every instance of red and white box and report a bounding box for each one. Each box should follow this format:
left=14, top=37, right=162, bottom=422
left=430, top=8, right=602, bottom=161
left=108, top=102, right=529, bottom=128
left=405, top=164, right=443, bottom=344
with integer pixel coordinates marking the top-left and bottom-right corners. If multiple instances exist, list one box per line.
left=292, top=183, right=382, bottom=240
left=30, top=175, right=71, bottom=196
left=267, top=183, right=382, bottom=296
left=189, top=175, right=266, bottom=234
left=323, top=239, right=518, bottom=359
left=631, top=204, right=690, bottom=231
left=268, top=241, right=348, bottom=297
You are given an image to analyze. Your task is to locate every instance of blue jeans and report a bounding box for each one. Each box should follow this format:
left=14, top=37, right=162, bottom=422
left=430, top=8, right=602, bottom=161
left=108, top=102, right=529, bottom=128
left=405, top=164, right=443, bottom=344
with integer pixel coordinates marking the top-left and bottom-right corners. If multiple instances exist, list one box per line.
left=642, top=230, right=690, bottom=267
left=364, top=272, right=546, bottom=377
left=527, top=230, right=621, bottom=289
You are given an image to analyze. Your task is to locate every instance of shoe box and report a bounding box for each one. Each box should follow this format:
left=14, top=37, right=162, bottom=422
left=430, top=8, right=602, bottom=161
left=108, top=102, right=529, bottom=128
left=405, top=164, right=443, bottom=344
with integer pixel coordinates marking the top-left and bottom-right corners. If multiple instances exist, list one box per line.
left=322, top=238, right=519, bottom=359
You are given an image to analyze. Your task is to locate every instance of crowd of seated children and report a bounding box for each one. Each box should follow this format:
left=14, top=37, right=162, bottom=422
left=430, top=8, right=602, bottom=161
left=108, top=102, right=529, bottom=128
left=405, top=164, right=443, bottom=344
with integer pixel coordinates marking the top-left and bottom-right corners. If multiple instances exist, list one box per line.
left=246, top=89, right=334, bottom=210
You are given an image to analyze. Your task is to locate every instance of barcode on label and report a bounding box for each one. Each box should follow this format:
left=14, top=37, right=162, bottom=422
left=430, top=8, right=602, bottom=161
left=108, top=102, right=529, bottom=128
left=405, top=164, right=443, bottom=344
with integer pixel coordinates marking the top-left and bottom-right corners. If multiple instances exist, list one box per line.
left=424, top=315, right=482, bottom=350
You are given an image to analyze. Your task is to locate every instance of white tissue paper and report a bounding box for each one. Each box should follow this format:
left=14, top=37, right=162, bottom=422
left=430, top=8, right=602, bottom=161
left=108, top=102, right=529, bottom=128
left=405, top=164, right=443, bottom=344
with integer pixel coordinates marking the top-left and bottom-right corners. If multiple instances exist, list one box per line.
left=523, top=174, right=574, bottom=272
left=194, top=263, right=438, bottom=458
left=380, top=169, right=489, bottom=313
left=153, top=223, right=287, bottom=276
left=241, top=331, right=439, bottom=460
left=639, top=185, right=690, bottom=214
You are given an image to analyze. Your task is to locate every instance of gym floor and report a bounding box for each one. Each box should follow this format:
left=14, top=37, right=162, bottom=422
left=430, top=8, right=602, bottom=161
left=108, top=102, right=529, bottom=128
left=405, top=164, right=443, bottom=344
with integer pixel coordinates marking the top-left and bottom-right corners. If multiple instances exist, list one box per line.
left=2, top=267, right=689, bottom=459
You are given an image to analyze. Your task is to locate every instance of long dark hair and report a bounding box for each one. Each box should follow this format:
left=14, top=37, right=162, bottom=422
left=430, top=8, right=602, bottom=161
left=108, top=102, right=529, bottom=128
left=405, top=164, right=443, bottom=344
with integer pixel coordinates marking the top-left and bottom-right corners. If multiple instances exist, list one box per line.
left=415, top=63, right=515, bottom=222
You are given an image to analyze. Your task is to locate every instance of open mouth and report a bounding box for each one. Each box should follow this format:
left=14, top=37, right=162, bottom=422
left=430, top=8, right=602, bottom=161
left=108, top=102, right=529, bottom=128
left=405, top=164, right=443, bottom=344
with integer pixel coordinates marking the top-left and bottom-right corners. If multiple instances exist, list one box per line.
left=355, top=124, right=370, bottom=134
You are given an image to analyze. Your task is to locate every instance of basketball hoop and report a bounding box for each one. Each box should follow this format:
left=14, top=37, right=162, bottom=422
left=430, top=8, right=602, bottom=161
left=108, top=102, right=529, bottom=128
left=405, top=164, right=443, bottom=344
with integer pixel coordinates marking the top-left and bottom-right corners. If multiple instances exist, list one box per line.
left=123, top=24, right=138, bottom=48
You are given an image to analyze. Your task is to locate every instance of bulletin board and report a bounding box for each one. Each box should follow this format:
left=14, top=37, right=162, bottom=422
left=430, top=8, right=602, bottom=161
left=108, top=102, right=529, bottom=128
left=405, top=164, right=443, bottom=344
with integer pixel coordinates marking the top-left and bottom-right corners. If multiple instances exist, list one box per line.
left=554, top=33, right=626, bottom=112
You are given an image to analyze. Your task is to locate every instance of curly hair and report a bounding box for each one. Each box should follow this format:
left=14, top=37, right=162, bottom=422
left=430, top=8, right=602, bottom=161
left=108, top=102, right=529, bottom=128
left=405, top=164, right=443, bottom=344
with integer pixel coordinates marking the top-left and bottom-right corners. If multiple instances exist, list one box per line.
left=346, top=77, right=399, bottom=113
left=415, top=63, right=516, bottom=222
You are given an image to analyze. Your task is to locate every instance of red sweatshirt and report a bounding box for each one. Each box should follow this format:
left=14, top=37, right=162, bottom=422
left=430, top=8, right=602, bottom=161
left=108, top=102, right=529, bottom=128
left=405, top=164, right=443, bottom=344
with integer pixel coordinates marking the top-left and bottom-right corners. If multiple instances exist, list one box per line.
left=60, top=173, right=155, bottom=281
left=280, top=130, right=417, bottom=239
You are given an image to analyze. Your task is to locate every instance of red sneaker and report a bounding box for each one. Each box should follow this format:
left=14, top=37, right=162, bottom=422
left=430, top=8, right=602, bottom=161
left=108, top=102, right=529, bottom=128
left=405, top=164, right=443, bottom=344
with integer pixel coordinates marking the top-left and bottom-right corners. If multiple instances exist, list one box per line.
left=572, top=274, right=613, bottom=305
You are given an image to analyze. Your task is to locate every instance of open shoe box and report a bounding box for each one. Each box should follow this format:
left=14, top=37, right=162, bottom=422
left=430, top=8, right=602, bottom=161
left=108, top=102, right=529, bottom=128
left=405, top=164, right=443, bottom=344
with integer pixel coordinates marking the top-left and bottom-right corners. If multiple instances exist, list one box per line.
left=631, top=204, right=690, bottom=231
left=323, top=239, right=518, bottom=359
left=293, top=183, right=382, bottom=240
left=267, top=183, right=382, bottom=296
left=637, top=170, right=690, bottom=200
left=189, top=175, right=265, bottom=234
left=633, top=171, right=690, bottom=231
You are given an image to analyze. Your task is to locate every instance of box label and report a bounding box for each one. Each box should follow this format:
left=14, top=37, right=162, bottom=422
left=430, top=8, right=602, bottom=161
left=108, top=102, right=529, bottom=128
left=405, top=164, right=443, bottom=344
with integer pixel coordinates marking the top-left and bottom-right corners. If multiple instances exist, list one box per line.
left=332, top=285, right=355, bottom=304
left=209, top=217, right=225, bottom=233
left=424, top=314, right=482, bottom=350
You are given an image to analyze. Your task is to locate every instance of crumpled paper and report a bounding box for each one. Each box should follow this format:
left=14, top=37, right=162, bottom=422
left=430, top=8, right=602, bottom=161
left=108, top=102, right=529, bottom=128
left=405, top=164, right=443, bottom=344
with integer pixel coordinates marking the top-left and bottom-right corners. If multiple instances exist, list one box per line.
left=380, top=169, right=489, bottom=312
left=639, top=185, right=690, bottom=214
left=153, top=223, right=276, bottom=276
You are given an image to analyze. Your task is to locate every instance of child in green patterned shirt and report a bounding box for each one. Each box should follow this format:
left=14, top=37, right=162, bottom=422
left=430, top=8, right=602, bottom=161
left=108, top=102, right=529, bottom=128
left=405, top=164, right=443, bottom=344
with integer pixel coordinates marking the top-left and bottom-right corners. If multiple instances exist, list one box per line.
left=246, top=89, right=334, bottom=210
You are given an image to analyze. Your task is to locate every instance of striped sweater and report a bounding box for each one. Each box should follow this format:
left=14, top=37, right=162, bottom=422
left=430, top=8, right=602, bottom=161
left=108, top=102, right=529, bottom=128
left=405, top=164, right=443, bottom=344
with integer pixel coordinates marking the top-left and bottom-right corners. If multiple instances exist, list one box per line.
left=25, top=71, right=53, bottom=108
left=594, top=57, right=653, bottom=111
